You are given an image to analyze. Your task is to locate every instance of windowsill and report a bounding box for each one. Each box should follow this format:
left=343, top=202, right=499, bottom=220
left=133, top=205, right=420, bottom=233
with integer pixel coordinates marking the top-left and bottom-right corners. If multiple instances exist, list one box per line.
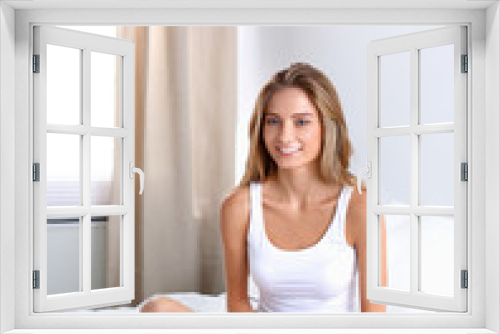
left=3, top=329, right=497, bottom=334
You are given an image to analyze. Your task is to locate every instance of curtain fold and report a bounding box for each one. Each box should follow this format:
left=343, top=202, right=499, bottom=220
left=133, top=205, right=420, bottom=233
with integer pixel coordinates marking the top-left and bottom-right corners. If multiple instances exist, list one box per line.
left=118, top=26, right=237, bottom=305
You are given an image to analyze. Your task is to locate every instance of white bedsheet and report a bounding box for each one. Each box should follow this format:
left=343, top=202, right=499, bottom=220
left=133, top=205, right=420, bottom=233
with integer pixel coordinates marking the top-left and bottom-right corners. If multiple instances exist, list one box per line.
left=138, top=292, right=229, bottom=313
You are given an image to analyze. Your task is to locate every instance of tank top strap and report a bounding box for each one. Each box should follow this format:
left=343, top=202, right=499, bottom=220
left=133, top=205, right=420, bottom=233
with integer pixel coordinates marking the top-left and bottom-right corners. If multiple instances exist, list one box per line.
left=248, top=182, right=263, bottom=240
left=334, top=186, right=354, bottom=244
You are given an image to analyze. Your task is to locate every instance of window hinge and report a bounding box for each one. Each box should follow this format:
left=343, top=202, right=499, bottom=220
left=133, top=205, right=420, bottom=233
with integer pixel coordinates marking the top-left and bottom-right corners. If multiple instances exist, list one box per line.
left=461, top=270, right=468, bottom=289
left=33, top=270, right=40, bottom=289
left=461, top=162, right=468, bottom=181
left=33, top=54, right=40, bottom=73
left=33, top=163, right=40, bottom=182
left=461, top=54, right=468, bottom=73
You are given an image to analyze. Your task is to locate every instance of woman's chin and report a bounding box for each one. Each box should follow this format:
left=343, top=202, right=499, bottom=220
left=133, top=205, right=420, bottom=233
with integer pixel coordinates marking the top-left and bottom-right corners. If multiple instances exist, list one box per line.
left=275, top=160, right=308, bottom=170
left=273, top=155, right=321, bottom=171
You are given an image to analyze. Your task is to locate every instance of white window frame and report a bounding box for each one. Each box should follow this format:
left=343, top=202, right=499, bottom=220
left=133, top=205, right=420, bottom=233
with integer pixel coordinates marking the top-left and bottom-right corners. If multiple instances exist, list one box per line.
left=32, top=25, right=136, bottom=312
left=0, top=2, right=498, bottom=334
left=366, top=26, right=468, bottom=312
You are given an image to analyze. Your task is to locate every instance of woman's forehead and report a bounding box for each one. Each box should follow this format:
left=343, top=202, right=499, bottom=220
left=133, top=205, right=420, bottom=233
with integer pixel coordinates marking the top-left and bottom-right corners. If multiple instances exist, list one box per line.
left=266, top=87, right=317, bottom=116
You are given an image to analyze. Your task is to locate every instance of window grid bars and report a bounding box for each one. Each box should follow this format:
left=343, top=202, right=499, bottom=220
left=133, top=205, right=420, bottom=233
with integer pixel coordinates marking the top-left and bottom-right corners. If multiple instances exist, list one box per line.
left=376, top=47, right=456, bottom=294
left=44, top=47, right=128, bottom=296
left=410, top=46, right=419, bottom=295
left=372, top=124, right=454, bottom=137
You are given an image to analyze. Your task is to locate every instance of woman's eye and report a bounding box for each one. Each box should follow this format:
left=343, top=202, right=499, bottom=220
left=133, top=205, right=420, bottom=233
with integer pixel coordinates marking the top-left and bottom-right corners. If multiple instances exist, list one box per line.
left=296, top=119, right=310, bottom=126
left=266, top=118, right=279, bottom=125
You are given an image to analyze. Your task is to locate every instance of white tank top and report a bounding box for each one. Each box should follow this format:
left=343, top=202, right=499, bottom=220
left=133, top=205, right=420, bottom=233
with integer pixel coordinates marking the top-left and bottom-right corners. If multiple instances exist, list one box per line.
left=247, top=182, right=357, bottom=313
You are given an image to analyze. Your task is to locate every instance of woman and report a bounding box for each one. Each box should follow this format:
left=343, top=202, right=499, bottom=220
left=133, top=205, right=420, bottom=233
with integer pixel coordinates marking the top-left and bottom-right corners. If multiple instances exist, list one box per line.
left=140, top=62, right=387, bottom=313
left=221, top=62, right=386, bottom=313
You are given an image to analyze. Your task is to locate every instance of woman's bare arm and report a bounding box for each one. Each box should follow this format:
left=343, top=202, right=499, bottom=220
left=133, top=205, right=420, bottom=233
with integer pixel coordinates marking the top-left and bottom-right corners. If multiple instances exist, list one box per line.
left=220, top=187, right=256, bottom=312
left=349, top=189, right=387, bottom=312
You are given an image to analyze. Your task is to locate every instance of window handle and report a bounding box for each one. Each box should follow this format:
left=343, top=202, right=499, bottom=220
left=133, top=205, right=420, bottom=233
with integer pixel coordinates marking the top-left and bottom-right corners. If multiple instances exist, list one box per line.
left=356, top=161, right=371, bottom=194
left=129, top=162, right=145, bottom=195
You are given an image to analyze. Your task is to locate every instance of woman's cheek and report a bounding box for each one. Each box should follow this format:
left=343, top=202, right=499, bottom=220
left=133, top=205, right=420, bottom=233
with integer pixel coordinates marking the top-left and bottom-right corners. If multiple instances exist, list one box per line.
left=263, top=130, right=277, bottom=155
left=301, top=126, right=322, bottom=145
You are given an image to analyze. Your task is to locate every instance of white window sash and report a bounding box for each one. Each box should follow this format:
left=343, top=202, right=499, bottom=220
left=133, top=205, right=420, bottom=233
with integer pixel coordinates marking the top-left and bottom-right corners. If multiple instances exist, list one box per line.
left=32, top=25, right=136, bottom=312
left=366, top=25, right=468, bottom=312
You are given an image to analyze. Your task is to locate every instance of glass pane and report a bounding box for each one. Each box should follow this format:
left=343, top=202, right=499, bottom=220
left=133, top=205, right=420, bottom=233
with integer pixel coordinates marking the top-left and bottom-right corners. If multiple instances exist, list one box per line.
left=380, top=215, right=410, bottom=292
left=420, top=216, right=454, bottom=296
left=91, top=216, right=121, bottom=290
left=420, top=133, right=454, bottom=206
left=47, top=216, right=81, bottom=295
left=47, top=133, right=80, bottom=206
left=420, top=45, right=454, bottom=124
left=380, top=51, right=410, bottom=128
left=47, top=44, right=81, bottom=125
left=91, top=52, right=121, bottom=128
left=91, top=136, right=121, bottom=206
left=380, top=136, right=410, bottom=205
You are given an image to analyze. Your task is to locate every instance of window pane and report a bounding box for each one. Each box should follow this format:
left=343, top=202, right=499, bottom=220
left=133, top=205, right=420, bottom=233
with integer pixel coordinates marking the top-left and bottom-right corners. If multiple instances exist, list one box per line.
left=420, top=216, right=454, bottom=296
left=420, top=133, right=454, bottom=206
left=91, top=52, right=121, bottom=128
left=91, top=216, right=121, bottom=290
left=47, top=44, right=81, bottom=125
left=47, top=217, right=81, bottom=295
left=380, top=136, right=410, bottom=205
left=420, top=44, right=454, bottom=125
left=380, top=51, right=410, bottom=128
left=91, top=136, right=121, bottom=206
left=380, top=215, right=410, bottom=292
left=47, top=133, right=80, bottom=207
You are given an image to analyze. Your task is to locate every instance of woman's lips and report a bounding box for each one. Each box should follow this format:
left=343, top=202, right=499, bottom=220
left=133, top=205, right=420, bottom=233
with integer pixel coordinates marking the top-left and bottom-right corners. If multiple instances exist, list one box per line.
left=276, top=146, right=302, bottom=157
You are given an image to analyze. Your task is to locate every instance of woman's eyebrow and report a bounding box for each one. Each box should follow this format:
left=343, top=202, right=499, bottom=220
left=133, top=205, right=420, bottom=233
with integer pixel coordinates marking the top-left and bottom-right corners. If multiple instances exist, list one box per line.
left=292, top=112, right=314, bottom=117
left=265, top=112, right=314, bottom=117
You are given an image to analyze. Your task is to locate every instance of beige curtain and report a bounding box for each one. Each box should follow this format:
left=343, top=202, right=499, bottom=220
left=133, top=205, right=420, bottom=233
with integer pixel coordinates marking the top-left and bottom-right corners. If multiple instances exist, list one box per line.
left=118, top=26, right=237, bottom=305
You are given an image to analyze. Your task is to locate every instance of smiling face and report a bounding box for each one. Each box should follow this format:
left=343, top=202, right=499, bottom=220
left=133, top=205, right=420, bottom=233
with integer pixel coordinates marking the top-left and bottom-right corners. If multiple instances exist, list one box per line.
left=263, top=87, right=323, bottom=170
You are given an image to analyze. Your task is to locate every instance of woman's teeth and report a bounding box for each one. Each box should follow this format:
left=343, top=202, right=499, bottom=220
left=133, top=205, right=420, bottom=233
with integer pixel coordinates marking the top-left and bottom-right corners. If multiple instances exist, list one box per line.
left=278, top=146, right=301, bottom=154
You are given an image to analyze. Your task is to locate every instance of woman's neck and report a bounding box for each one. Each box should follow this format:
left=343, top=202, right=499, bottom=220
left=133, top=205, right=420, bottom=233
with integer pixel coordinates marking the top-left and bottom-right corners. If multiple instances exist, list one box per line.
left=271, top=163, right=334, bottom=208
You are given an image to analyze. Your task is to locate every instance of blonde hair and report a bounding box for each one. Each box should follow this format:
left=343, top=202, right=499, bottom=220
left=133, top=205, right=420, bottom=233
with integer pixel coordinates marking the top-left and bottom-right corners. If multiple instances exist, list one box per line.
left=238, top=63, right=361, bottom=190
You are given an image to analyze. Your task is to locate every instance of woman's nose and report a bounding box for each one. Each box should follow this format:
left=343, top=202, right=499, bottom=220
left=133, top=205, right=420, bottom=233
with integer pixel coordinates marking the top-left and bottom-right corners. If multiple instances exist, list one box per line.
left=279, top=121, right=295, bottom=142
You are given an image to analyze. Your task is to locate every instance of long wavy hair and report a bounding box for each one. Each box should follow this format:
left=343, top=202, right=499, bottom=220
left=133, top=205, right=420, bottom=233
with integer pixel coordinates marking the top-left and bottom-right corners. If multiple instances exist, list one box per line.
left=238, top=62, right=361, bottom=190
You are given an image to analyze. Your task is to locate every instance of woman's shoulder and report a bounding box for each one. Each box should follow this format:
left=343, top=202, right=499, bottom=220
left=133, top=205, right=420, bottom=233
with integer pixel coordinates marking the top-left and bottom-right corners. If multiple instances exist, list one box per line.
left=345, top=183, right=368, bottom=245
left=220, top=184, right=252, bottom=229
left=348, top=186, right=366, bottom=207
left=222, top=184, right=251, bottom=211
